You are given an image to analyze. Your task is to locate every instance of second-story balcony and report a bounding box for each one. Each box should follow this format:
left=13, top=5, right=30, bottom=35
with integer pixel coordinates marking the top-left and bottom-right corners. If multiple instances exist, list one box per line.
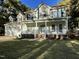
left=26, top=5, right=69, bottom=21
left=15, top=5, right=70, bottom=22
left=26, top=12, right=68, bottom=21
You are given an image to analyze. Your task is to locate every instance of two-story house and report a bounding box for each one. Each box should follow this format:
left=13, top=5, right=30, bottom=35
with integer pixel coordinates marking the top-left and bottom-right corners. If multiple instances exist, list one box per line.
left=4, top=4, right=70, bottom=39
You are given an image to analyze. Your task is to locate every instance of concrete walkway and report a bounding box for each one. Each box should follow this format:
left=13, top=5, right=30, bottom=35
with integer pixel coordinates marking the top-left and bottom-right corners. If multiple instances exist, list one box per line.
left=0, top=36, right=16, bottom=42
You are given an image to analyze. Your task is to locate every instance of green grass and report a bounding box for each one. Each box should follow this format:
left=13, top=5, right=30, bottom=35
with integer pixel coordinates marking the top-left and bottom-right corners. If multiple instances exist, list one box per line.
left=0, top=40, right=48, bottom=59
left=43, top=40, right=79, bottom=59
left=0, top=40, right=79, bottom=59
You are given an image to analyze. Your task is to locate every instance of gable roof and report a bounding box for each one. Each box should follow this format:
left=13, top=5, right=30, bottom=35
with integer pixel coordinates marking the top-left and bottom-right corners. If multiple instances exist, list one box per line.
left=21, top=0, right=61, bottom=9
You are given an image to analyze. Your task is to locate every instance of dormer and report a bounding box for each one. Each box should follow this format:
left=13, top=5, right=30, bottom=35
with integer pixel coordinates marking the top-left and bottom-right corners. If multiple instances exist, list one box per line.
left=17, top=12, right=25, bottom=22
left=26, top=10, right=35, bottom=20
left=9, top=14, right=17, bottom=22
left=39, top=4, right=50, bottom=18
left=34, top=4, right=51, bottom=20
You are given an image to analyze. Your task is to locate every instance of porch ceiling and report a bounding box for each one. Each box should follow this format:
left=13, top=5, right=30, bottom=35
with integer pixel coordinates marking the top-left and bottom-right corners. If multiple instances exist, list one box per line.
left=26, top=21, right=65, bottom=27
left=37, top=22, right=45, bottom=27
left=26, top=23, right=36, bottom=27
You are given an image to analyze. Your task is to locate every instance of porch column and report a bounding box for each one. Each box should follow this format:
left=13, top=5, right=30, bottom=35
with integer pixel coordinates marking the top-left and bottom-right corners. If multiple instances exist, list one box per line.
left=66, top=17, right=68, bottom=31
left=45, top=21, right=47, bottom=32
left=55, top=24, right=59, bottom=39
left=34, top=22, right=38, bottom=39
left=45, top=21, right=47, bottom=39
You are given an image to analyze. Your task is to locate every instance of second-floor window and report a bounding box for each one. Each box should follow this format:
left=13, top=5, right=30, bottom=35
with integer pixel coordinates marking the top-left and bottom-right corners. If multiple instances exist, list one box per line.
left=52, top=9, right=58, bottom=18
left=39, top=10, right=48, bottom=18
left=0, top=6, right=2, bottom=12
left=27, top=13, right=34, bottom=20
left=39, top=5, right=48, bottom=18
left=50, top=6, right=66, bottom=18
left=58, top=8, right=62, bottom=17
left=0, top=0, right=3, bottom=5
left=61, top=8, right=66, bottom=17
left=50, top=8, right=58, bottom=18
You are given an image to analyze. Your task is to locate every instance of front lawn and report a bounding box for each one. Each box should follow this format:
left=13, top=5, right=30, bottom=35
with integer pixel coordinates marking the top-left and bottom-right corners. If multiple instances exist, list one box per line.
left=0, top=40, right=48, bottom=59
left=0, top=40, right=79, bottom=59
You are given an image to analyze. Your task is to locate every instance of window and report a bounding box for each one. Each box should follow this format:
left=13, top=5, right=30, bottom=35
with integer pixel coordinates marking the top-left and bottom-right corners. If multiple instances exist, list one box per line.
left=43, top=12, right=47, bottom=17
left=59, top=24, right=62, bottom=32
left=52, top=25, right=55, bottom=32
left=61, top=8, right=66, bottom=17
left=0, top=0, right=3, bottom=5
left=58, top=8, right=62, bottom=17
left=39, top=11, right=47, bottom=18
left=39, top=25, right=45, bottom=33
left=27, top=13, right=34, bottom=20
left=39, top=5, right=48, bottom=18
left=0, top=6, right=2, bottom=12
left=52, top=9, right=57, bottom=18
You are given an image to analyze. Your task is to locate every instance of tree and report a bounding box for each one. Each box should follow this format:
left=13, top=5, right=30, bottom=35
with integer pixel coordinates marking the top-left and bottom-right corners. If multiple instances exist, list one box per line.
left=8, top=0, right=29, bottom=12
left=70, top=0, right=79, bottom=29
left=59, top=0, right=79, bottom=30
left=0, top=0, right=29, bottom=35
left=0, top=0, right=29, bottom=24
left=59, top=0, right=70, bottom=5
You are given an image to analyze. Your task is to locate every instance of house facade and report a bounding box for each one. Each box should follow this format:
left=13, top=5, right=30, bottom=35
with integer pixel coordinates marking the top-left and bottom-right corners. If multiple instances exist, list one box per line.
left=4, top=4, right=70, bottom=39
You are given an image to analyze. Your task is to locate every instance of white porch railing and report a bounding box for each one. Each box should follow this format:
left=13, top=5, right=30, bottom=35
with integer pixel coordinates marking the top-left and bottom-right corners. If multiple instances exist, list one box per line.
left=21, top=27, right=65, bottom=35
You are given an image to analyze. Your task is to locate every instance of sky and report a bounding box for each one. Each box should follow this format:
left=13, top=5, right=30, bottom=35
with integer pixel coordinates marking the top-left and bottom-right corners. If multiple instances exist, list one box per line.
left=20, top=0, right=61, bottom=9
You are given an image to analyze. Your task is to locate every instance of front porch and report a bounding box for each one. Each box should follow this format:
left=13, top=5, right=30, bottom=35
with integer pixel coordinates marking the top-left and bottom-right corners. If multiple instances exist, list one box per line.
left=24, top=19, right=68, bottom=39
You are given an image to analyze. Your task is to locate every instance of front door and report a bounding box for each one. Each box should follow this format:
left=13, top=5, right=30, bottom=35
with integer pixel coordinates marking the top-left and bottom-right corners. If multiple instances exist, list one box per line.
left=56, top=24, right=63, bottom=35
left=38, top=25, right=46, bottom=39
left=39, top=24, right=46, bottom=33
left=59, top=24, right=63, bottom=33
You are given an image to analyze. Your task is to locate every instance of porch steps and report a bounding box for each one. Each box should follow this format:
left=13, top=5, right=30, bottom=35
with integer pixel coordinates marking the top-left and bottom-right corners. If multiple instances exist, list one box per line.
left=19, top=41, right=54, bottom=59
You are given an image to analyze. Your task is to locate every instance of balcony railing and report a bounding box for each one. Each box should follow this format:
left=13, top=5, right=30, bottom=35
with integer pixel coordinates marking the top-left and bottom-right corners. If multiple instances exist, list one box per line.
left=26, top=14, right=68, bottom=20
